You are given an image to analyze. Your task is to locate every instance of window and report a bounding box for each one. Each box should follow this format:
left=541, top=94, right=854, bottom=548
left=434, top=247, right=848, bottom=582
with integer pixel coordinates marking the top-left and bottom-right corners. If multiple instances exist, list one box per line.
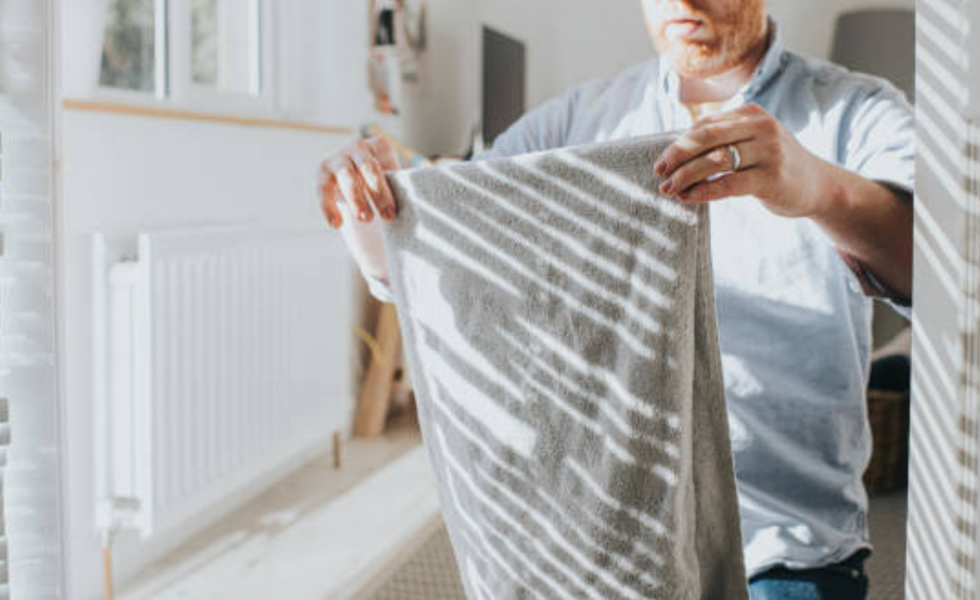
left=191, top=0, right=219, bottom=86
left=99, top=0, right=271, bottom=110
left=190, top=0, right=263, bottom=96
left=100, top=0, right=166, bottom=96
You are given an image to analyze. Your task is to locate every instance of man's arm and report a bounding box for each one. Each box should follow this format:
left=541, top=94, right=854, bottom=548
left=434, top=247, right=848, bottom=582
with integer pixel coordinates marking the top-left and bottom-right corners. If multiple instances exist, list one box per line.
left=655, top=90, right=914, bottom=304
left=813, top=164, right=912, bottom=299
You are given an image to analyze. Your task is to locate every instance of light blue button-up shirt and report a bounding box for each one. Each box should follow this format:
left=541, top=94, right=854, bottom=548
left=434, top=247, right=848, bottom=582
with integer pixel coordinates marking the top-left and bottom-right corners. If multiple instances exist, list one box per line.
left=363, top=18, right=914, bottom=578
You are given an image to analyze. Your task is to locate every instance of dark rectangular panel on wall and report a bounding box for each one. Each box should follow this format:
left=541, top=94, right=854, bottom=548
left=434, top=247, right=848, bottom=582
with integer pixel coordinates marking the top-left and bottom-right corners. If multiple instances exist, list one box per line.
left=482, top=26, right=526, bottom=146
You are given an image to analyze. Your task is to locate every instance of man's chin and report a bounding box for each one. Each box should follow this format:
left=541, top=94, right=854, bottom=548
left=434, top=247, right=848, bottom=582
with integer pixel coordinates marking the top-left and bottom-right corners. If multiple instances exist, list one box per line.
left=664, top=49, right=730, bottom=79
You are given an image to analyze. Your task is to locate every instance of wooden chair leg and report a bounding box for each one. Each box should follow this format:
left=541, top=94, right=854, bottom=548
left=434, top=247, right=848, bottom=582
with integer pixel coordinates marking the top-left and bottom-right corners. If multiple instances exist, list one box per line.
left=353, top=303, right=402, bottom=437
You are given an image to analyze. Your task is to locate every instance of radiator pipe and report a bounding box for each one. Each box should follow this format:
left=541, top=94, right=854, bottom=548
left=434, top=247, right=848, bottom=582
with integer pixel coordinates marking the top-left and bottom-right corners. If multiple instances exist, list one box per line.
left=101, top=528, right=115, bottom=600
left=333, top=430, right=346, bottom=470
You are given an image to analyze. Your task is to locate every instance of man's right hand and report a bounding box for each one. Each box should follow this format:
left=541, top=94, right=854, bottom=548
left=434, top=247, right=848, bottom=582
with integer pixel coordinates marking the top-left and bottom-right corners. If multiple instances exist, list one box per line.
left=318, top=136, right=402, bottom=229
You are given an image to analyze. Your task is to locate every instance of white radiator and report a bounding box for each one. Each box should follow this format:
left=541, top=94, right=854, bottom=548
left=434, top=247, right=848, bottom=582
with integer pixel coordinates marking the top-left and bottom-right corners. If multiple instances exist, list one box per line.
left=92, top=224, right=355, bottom=538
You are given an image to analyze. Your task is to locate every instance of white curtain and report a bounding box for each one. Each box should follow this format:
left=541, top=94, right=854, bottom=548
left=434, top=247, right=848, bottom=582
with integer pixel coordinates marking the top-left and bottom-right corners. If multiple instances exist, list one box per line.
left=61, top=0, right=109, bottom=96
left=0, top=0, right=64, bottom=598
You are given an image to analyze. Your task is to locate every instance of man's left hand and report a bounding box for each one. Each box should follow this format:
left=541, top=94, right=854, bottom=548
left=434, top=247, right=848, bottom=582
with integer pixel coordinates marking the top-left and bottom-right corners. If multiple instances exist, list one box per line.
left=655, top=103, right=833, bottom=218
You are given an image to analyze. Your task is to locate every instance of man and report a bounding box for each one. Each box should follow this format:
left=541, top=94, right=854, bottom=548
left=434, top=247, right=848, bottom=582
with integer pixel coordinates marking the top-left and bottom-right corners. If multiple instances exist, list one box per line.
left=318, top=1, right=914, bottom=598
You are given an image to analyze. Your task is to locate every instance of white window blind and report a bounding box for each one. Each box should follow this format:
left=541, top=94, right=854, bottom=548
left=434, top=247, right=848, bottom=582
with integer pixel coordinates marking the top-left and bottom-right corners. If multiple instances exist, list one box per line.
left=0, top=0, right=64, bottom=598
left=907, top=1, right=980, bottom=599
left=0, top=397, right=9, bottom=598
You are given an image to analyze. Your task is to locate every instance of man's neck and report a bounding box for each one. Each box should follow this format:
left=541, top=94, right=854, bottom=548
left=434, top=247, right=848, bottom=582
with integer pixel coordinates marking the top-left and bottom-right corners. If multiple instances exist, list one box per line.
left=678, top=26, right=772, bottom=105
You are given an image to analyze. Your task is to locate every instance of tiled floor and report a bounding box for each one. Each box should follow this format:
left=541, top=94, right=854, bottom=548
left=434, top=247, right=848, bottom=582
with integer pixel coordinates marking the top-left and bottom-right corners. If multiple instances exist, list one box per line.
left=365, top=488, right=909, bottom=600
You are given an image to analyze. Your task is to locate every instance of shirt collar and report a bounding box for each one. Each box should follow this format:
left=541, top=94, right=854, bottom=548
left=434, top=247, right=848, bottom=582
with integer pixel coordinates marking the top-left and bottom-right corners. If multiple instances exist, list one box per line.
left=657, top=16, right=786, bottom=104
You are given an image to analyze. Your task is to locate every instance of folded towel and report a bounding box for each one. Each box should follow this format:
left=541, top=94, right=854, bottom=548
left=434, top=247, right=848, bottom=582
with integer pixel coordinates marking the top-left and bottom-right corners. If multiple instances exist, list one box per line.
left=382, top=134, right=747, bottom=600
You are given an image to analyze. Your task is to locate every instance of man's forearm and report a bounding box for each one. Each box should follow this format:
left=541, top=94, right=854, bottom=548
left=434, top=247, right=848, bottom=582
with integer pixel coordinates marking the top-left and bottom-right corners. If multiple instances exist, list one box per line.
left=810, top=161, right=914, bottom=299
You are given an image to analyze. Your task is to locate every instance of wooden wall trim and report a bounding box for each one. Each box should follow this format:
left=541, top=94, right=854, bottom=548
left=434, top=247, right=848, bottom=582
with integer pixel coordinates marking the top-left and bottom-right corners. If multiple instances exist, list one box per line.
left=62, top=99, right=352, bottom=136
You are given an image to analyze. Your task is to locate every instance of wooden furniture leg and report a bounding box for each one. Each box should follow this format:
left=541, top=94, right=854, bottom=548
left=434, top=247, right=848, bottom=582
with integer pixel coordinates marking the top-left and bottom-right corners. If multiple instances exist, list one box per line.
left=353, top=303, right=402, bottom=437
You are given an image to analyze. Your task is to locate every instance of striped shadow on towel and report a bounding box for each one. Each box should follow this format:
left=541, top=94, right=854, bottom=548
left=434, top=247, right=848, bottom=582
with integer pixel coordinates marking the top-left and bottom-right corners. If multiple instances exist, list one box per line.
left=382, top=134, right=747, bottom=600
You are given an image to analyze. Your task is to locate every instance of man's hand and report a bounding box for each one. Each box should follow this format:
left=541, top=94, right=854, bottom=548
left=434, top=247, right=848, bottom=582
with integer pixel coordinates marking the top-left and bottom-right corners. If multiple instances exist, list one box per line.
left=655, top=102, right=913, bottom=299
left=318, top=136, right=404, bottom=294
left=318, top=137, right=401, bottom=229
left=654, top=103, right=833, bottom=219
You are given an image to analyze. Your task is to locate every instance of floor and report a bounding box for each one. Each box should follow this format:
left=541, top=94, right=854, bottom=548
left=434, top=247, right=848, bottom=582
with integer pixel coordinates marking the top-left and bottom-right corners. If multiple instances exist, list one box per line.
left=116, top=410, right=431, bottom=600
left=865, top=488, right=909, bottom=600
left=355, top=525, right=465, bottom=600
left=362, top=488, right=909, bottom=600
left=115, top=402, right=908, bottom=600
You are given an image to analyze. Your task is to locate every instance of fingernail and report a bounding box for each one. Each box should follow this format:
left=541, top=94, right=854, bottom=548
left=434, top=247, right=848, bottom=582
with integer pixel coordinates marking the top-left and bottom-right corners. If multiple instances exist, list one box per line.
left=382, top=206, right=395, bottom=220
left=660, top=179, right=674, bottom=195
left=359, top=209, right=371, bottom=221
left=330, top=215, right=342, bottom=228
left=655, top=159, right=667, bottom=175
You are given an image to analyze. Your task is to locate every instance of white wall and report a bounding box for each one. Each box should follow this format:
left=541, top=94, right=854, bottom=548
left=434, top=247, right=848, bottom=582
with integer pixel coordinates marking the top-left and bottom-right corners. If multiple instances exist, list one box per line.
left=477, top=0, right=653, bottom=110
left=311, top=0, right=375, bottom=127
left=59, top=3, right=372, bottom=599
left=60, top=112, right=359, bottom=600
left=383, top=0, right=481, bottom=156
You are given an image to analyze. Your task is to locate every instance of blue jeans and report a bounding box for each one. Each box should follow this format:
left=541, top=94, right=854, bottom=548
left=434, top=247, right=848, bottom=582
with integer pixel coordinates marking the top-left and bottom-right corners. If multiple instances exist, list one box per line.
left=748, top=550, right=870, bottom=600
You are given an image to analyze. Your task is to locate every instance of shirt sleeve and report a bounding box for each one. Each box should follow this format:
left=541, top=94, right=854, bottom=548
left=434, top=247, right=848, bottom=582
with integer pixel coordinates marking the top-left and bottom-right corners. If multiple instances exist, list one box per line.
left=836, top=79, right=915, bottom=316
left=337, top=203, right=398, bottom=303
left=839, top=249, right=911, bottom=319
left=840, top=79, right=915, bottom=193
left=364, top=272, right=396, bottom=303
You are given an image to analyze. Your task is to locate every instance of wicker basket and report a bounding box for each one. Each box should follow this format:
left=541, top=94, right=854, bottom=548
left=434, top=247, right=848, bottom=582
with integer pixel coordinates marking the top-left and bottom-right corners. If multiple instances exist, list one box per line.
left=863, top=388, right=911, bottom=495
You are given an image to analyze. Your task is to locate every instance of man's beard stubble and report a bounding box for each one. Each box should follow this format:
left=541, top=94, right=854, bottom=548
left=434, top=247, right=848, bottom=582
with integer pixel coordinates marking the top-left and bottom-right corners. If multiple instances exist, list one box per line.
left=653, top=2, right=768, bottom=78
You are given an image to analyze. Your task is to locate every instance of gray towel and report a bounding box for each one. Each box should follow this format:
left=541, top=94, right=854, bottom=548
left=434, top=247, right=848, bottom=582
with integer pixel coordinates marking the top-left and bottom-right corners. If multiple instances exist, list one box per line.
left=382, top=134, right=748, bottom=600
